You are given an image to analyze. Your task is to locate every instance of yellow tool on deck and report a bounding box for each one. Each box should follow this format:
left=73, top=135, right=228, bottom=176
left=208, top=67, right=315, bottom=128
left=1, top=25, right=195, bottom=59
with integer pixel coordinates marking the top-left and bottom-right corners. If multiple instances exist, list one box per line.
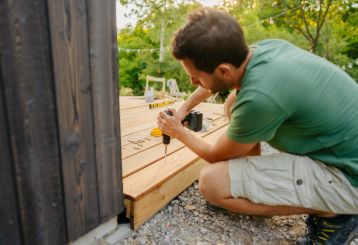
left=150, top=127, right=162, bottom=137
left=148, top=100, right=175, bottom=109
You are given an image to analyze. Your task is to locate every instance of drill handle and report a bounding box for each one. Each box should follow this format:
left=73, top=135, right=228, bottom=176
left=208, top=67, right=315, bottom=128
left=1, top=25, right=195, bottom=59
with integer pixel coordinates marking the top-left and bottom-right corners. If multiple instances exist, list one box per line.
left=162, top=110, right=173, bottom=144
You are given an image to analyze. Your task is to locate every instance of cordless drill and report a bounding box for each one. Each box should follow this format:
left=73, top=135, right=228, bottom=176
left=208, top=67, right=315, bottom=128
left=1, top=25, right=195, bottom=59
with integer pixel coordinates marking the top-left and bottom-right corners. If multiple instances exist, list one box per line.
left=163, top=110, right=203, bottom=156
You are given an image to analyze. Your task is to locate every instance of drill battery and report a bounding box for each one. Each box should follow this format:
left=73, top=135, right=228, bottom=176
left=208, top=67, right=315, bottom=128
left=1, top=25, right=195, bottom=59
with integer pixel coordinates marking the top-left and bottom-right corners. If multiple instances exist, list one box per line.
left=162, top=110, right=203, bottom=148
left=182, top=110, right=203, bottom=132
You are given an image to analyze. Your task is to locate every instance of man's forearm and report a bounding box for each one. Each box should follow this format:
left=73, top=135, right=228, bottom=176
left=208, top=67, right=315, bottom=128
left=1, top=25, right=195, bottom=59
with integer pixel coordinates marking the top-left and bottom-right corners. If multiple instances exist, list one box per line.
left=178, top=87, right=212, bottom=117
left=176, top=128, right=217, bottom=163
left=176, top=127, right=261, bottom=164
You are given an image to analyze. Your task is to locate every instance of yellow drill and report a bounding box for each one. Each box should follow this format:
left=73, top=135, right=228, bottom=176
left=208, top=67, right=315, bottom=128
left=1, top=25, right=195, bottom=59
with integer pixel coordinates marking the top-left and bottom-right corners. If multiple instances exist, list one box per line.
left=162, top=110, right=203, bottom=157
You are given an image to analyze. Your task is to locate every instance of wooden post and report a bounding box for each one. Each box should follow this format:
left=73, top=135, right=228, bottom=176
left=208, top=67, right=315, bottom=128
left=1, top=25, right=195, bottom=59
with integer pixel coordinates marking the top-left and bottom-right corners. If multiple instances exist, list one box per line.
left=87, top=0, right=123, bottom=223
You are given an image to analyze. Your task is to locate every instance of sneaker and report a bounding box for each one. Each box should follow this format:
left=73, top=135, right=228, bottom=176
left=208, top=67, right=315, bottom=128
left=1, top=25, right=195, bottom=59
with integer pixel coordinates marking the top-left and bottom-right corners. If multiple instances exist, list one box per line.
left=296, top=215, right=358, bottom=245
left=346, top=225, right=358, bottom=245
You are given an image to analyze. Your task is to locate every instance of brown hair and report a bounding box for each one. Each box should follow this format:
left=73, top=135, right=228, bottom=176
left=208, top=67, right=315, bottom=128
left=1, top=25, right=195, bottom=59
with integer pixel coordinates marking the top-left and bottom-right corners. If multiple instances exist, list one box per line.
left=172, top=8, right=248, bottom=73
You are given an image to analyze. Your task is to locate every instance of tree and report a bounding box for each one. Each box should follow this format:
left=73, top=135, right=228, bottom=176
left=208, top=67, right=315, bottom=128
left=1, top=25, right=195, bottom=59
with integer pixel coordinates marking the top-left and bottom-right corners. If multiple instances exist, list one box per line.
left=248, top=0, right=358, bottom=80
left=117, top=0, right=357, bottom=96
left=255, top=0, right=336, bottom=53
left=117, top=1, right=202, bottom=94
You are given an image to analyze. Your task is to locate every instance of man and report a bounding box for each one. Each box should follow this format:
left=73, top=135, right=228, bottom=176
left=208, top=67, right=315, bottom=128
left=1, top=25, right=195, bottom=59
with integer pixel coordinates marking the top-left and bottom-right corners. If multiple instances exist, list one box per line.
left=157, top=8, right=358, bottom=245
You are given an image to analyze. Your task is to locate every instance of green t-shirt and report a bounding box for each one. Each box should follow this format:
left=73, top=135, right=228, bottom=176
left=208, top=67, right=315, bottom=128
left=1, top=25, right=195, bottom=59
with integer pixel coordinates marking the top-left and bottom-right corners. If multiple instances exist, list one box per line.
left=227, top=39, right=358, bottom=187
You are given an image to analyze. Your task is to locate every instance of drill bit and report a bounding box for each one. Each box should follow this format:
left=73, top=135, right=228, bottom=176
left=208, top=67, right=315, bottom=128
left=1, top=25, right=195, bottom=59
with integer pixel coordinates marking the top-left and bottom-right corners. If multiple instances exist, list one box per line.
left=164, top=144, right=168, bottom=160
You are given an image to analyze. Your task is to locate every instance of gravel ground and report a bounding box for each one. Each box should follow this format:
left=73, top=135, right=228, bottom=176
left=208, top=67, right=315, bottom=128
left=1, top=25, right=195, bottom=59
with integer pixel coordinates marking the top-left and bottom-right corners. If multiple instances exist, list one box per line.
left=115, top=143, right=306, bottom=245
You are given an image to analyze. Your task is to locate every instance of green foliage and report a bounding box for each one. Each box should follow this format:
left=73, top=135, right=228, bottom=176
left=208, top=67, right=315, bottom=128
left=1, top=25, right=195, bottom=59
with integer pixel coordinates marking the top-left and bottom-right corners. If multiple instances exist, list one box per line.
left=118, top=1, right=202, bottom=95
left=118, top=0, right=357, bottom=96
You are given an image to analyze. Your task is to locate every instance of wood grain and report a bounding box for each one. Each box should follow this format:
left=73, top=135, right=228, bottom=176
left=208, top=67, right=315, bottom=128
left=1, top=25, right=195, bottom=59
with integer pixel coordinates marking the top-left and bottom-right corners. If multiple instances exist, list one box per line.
left=120, top=97, right=227, bottom=230
left=47, top=0, right=99, bottom=240
left=123, top=126, right=228, bottom=200
left=0, top=53, right=22, bottom=245
left=87, top=0, right=123, bottom=223
left=122, top=117, right=228, bottom=178
left=0, top=0, right=67, bottom=243
left=128, top=159, right=208, bottom=229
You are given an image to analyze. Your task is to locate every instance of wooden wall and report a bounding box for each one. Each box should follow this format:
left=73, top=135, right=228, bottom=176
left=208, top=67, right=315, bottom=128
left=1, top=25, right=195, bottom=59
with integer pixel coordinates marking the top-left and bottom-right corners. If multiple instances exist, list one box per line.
left=0, top=0, right=123, bottom=244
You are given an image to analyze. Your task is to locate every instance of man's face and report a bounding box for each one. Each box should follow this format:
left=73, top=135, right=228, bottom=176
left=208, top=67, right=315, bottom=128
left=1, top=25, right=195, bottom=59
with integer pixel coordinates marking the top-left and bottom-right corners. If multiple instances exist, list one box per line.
left=180, top=59, right=231, bottom=94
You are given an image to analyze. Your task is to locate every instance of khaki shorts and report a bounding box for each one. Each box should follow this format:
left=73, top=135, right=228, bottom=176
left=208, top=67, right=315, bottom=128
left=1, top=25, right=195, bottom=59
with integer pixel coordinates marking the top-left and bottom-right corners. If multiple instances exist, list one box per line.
left=228, top=153, right=358, bottom=214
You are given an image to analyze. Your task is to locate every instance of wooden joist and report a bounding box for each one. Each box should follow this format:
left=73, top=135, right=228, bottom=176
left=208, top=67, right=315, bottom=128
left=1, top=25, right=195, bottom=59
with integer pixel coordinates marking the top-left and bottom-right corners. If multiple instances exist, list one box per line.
left=120, top=96, right=228, bottom=229
left=126, top=159, right=207, bottom=230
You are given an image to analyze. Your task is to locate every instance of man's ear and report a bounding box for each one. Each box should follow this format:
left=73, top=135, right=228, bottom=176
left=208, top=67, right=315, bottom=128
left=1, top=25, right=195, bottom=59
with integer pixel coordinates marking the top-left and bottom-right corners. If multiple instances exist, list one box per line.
left=216, top=64, right=231, bottom=78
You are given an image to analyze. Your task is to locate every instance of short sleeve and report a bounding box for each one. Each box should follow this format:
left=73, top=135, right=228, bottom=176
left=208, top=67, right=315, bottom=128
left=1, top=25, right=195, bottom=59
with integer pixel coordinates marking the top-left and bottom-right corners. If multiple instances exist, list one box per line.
left=227, top=90, right=288, bottom=143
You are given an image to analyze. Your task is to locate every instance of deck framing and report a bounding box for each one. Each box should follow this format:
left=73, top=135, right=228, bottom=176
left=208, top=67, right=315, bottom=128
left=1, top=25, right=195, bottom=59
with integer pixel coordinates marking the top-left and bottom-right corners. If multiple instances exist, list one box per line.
left=120, top=97, right=228, bottom=229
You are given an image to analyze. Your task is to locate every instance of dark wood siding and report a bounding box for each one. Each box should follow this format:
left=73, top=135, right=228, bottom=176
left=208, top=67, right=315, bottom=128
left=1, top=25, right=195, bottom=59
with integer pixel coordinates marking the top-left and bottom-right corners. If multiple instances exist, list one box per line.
left=0, top=1, right=67, bottom=244
left=47, top=0, right=100, bottom=239
left=87, top=0, right=123, bottom=222
left=0, top=59, right=22, bottom=245
left=0, top=0, right=123, bottom=243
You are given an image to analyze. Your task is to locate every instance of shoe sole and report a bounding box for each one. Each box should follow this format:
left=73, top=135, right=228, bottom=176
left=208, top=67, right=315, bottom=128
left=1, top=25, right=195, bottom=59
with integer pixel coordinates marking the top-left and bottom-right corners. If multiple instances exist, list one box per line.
left=346, top=226, right=358, bottom=245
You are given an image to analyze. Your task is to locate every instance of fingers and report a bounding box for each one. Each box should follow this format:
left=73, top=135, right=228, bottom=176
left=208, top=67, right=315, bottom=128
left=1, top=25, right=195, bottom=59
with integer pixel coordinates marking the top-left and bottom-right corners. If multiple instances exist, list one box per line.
left=157, top=108, right=179, bottom=134
left=158, top=108, right=177, bottom=121
left=157, top=111, right=169, bottom=131
left=167, top=108, right=177, bottom=116
left=157, top=116, right=164, bottom=131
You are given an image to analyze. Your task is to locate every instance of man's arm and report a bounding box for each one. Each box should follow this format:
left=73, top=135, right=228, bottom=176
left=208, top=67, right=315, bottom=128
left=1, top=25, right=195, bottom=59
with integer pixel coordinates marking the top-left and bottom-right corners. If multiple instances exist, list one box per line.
left=177, top=86, right=212, bottom=120
left=177, top=127, right=258, bottom=163
left=158, top=109, right=258, bottom=163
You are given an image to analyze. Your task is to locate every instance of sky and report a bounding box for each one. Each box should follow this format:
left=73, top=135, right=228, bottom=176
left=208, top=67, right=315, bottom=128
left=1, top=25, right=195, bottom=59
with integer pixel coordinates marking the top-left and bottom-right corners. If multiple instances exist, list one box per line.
left=116, top=0, right=221, bottom=29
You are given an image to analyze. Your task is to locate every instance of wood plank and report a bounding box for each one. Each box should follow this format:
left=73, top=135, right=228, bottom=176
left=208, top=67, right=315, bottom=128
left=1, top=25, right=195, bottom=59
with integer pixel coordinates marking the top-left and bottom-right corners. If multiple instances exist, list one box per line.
left=124, top=199, right=132, bottom=220
left=120, top=98, right=228, bottom=229
left=120, top=96, right=148, bottom=109
left=121, top=110, right=224, bottom=159
left=122, top=117, right=228, bottom=178
left=120, top=102, right=223, bottom=143
left=123, top=125, right=228, bottom=200
left=47, top=0, right=99, bottom=240
left=119, top=100, right=216, bottom=123
left=0, top=0, right=67, bottom=244
left=119, top=100, right=180, bottom=121
left=120, top=101, right=224, bottom=137
left=0, top=57, right=21, bottom=245
left=87, top=0, right=123, bottom=223
left=128, top=159, right=208, bottom=229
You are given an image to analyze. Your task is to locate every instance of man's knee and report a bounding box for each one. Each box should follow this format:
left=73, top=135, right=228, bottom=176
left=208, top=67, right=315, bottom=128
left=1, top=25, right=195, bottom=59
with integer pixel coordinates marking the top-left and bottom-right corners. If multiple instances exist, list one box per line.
left=198, top=162, right=230, bottom=204
left=198, top=165, right=213, bottom=199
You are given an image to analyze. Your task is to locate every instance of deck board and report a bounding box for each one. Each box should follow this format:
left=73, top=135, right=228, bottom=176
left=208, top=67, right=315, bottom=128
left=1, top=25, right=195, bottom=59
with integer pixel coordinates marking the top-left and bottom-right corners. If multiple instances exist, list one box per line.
left=120, top=96, right=228, bottom=229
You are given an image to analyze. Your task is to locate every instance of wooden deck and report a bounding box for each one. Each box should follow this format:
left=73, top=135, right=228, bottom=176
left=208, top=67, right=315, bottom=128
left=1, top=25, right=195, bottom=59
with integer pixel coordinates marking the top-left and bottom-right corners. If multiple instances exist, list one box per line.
left=120, top=96, right=228, bottom=229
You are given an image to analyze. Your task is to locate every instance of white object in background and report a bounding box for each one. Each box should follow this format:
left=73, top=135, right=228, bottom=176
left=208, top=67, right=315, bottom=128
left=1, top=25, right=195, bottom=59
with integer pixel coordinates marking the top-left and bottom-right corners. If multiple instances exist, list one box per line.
left=145, top=87, right=154, bottom=102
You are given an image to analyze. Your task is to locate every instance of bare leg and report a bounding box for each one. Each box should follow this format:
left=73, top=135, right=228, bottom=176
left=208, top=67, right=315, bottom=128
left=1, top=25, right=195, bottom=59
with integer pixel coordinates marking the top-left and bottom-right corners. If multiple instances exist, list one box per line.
left=219, top=91, right=332, bottom=215
left=198, top=161, right=334, bottom=216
